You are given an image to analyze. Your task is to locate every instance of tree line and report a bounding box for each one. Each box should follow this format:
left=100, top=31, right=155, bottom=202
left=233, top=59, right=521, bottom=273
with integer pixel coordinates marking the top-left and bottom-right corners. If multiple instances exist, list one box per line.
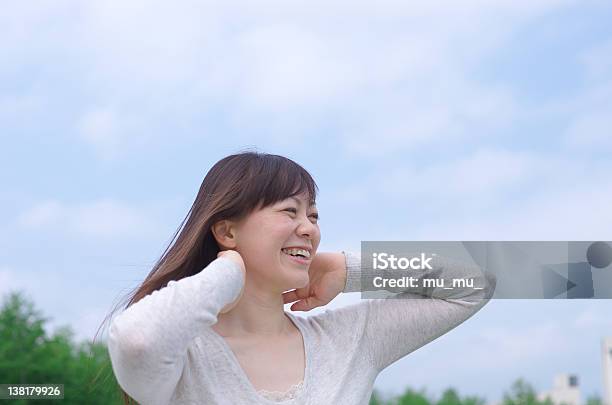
left=0, top=291, right=604, bottom=405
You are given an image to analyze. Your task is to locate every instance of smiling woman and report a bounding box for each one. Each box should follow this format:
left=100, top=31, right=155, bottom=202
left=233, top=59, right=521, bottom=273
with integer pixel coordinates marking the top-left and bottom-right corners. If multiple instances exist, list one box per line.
left=102, top=150, right=496, bottom=405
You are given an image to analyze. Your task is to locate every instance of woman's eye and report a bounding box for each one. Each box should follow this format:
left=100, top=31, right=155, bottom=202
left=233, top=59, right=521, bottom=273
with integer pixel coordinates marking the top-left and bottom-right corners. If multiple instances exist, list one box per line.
left=284, top=208, right=319, bottom=221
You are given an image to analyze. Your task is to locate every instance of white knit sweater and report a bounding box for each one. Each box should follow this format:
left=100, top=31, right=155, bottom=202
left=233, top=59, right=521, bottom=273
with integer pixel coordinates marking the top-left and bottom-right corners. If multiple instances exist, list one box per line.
left=107, top=251, right=496, bottom=405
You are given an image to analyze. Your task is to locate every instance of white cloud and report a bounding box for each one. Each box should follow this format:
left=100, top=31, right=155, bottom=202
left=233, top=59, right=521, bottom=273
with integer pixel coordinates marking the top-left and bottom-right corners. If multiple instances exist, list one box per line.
left=411, top=174, right=612, bottom=240
left=16, top=200, right=63, bottom=228
left=231, top=24, right=360, bottom=110
left=0, top=93, right=45, bottom=134
left=557, top=38, right=612, bottom=151
left=2, top=0, right=581, bottom=156
left=0, top=266, right=26, bottom=299
left=76, top=108, right=121, bottom=160
left=579, top=37, right=612, bottom=81
left=16, top=198, right=162, bottom=239
left=379, top=147, right=535, bottom=199
left=565, top=110, right=612, bottom=149
left=68, top=305, right=114, bottom=343
left=561, top=79, right=612, bottom=152
left=72, top=199, right=160, bottom=238
left=324, top=146, right=536, bottom=222
left=573, top=302, right=612, bottom=329
left=324, top=146, right=612, bottom=241
left=0, top=266, right=113, bottom=343
left=340, top=78, right=518, bottom=158
left=472, top=321, right=572, bottom=368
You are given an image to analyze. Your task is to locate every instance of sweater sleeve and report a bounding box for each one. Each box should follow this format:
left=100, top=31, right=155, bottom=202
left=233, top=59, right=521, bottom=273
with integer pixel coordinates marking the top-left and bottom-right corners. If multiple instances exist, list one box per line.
left=341, top=250, right=496, bottom=372
left=106, top=256, right=244, bottom=405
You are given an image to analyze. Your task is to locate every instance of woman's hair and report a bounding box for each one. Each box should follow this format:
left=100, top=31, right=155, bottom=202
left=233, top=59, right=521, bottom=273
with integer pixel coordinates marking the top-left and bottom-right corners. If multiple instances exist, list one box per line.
left=93, top=150, right=318, bottom=404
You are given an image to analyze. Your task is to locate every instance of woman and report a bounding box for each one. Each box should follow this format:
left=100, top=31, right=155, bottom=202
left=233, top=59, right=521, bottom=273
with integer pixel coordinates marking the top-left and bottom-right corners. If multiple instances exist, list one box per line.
left=106, top=151, right=496, bottom=405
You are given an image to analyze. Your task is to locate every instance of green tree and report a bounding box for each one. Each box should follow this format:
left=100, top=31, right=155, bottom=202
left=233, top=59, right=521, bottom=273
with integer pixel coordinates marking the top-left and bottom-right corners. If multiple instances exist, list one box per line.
left=370, top=387, right=388, bottom=405
left=435, top=387, right=487, bottom=405
left=395, top=387, right=433, bottom=405
left=0, top=290, right=122, bottom=404
left=462, top=394, right=487, bottom=405
left=369, top=384, right=488, bottom=405
left=585, top=394, right=603, bottom=405
left=437, top=388, right=462, bottom=405
left=502, top=378, right=554, bottom=405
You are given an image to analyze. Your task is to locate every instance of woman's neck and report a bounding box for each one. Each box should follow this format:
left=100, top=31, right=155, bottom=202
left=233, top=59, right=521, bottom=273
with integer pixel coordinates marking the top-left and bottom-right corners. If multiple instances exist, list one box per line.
left=213, top=286, right=294, bottom=338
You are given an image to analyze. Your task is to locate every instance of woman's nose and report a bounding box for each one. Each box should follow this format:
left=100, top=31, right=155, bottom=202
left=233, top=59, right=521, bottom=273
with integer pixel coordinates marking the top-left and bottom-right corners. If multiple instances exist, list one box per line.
left=297, top=216, right=318, bottom=238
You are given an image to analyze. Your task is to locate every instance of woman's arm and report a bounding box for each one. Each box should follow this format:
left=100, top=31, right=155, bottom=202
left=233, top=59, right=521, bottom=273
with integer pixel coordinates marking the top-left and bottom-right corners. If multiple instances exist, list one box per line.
left=335, top=251, right=496, bottom=372
left=106, top=256, right=244, bottom=405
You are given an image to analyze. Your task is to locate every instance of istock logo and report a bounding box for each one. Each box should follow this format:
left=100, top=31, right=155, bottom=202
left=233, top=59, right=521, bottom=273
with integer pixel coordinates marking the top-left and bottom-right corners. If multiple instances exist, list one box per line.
left=372, top=252, right=435, bottom=270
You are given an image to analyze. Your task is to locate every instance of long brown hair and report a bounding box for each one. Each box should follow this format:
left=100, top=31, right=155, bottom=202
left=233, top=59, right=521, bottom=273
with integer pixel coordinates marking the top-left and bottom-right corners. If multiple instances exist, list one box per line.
left=93, top=150, right=319, bottom=404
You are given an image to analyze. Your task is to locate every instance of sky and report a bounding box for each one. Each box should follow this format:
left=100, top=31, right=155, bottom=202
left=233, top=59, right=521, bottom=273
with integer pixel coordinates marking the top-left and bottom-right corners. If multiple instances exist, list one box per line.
left=1, top=1, right=612, bottom=403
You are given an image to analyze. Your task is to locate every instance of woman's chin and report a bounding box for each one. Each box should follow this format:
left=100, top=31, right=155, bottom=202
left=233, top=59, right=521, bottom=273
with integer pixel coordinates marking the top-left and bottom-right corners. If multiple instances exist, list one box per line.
left=277, top=259, right=310, bottom=287
left=284, top=271, right=309, bottom=289
left=295, top=275, right=310, bottom=289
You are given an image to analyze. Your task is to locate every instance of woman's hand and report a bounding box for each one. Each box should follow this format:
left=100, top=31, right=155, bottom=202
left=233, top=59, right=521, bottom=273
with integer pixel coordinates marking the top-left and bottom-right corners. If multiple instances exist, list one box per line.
left=217, top=250, right=246, bottom=314
left=282, top=252, right=347, bottom=311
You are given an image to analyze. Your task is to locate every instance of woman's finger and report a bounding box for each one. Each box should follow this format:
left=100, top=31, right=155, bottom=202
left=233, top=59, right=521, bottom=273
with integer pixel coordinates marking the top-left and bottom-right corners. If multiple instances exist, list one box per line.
left=290, top=299, right=308, bottom=311
left=282, top=290, right=300, bottom=304
left=291, top=295, right=325, bottom=312
left=282, top=287, right=309, bottom=304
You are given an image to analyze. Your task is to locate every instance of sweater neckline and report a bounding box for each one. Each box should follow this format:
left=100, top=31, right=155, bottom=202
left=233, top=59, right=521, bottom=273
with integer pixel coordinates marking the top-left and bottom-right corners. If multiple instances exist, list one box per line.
left=207, top=311, right=311, bottom=404
left=257, top=379, right=304, bottom=401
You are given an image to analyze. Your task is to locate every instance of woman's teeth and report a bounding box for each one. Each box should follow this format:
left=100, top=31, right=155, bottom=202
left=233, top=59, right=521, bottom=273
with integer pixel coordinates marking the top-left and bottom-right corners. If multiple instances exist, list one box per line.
left=281, top=248, right=311, bottom=259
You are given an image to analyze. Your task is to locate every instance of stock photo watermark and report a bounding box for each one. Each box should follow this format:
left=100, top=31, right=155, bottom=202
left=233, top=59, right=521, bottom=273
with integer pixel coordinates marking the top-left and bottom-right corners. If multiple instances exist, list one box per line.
left=358, top=241, right=612, bottom=299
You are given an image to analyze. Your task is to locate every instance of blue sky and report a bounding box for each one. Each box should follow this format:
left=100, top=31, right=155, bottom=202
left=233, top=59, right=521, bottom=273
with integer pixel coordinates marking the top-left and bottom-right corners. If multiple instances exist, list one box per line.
left=1, top=1, right=612, bottom=403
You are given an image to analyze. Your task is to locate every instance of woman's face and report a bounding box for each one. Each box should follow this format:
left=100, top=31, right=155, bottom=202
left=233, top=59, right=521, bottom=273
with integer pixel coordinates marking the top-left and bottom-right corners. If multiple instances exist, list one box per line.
left=233, top=192, right=320, bottom=291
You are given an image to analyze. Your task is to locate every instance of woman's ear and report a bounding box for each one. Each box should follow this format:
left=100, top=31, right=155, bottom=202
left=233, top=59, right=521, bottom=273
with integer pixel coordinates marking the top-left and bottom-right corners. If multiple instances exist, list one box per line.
left=211, top=219, right=238, bottom=250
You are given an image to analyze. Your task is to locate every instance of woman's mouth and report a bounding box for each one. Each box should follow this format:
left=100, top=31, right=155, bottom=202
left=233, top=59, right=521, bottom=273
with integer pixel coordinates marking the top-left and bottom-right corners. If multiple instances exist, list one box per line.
left=281, top=249, right=311, bottom=265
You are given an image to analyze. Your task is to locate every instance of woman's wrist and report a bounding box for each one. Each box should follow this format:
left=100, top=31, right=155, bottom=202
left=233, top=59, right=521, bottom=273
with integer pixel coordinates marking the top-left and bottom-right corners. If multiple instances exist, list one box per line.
left=332, top=252, right=348, bottom=292
left=341, top=251, right=362, bottom=293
